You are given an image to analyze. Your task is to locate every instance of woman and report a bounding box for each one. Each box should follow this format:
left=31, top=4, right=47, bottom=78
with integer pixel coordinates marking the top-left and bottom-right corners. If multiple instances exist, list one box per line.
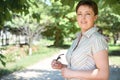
left=51, top=0, right=109, bottom=80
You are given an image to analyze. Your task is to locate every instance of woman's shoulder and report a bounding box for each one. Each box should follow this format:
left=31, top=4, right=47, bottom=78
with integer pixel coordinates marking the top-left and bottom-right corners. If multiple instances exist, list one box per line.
left=90, top=32, right=108, bottom=43
left=92, top=32, right=105, bottom=39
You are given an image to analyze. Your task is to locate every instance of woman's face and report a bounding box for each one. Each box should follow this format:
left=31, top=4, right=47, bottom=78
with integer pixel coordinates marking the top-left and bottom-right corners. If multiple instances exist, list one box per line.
left=76, top=5, right=97, bottom=32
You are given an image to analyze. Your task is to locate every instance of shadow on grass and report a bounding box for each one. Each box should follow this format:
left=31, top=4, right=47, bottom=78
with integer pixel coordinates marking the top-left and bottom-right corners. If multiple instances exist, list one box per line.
left=109, top=50, right=120, bottom=56
left=0, top=66, right=23, bottom=78
left=0, top=69, right=64, bottom=80
left=47, top=44, right=70, bottom=49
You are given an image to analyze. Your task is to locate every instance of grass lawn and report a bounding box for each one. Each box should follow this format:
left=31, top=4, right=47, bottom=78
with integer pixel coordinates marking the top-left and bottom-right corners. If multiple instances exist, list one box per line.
left=0, top=39, right=60, bottom=77
left=109, top=44, right=120, bottom=65
left=109, top=56, right=120, bottom=65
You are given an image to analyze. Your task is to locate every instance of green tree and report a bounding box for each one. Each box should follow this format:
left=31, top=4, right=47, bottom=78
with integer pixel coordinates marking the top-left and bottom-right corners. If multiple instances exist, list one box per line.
left=4, top=0, right=47, bottom=55
left=42, top=1, right=79, bottom=46
left=49, top=0, right=120, bottom=45
left=59, top=0, right=120, bottom=15
left=0, top=54, right=6, bottom=67
left=0, top=0, right=34, bottom=28
left=97, top=7, right=120, bottom=44
left=0, top=0, right=34, bottom=67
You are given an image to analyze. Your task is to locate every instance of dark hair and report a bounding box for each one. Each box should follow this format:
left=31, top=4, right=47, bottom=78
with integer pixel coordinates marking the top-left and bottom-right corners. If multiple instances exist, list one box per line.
left=76, top=0, right=98, bottom=15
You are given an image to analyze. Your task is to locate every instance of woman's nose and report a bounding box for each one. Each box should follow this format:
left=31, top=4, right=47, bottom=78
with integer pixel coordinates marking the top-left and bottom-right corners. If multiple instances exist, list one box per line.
left=82, top=15, right=86, bottom=19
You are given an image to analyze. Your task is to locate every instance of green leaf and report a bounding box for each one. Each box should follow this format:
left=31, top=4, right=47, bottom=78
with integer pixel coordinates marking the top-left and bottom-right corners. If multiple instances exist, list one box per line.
left=0, top=54, right=6, bottom=67
left=0, top=59, right=6, bottom=67
left=0, top=54, right=6, bottom=58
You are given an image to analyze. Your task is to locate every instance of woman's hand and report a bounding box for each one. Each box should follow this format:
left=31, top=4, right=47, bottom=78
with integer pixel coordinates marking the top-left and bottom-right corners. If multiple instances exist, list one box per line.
left=51, top=59, right=63, bottom=69
left=61, top=68, right=74, bottom=78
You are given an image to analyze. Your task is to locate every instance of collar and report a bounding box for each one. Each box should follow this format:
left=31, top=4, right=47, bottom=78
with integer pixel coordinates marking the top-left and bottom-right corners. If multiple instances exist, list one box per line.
left=83, top=27, right=98, bottom=38
left=76, top=27, right=98, bottom=38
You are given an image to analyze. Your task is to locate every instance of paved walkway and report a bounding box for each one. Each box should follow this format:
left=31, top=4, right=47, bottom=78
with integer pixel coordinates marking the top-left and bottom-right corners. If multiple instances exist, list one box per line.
left=1, top=49, right=120, bottom=80
left=0, top=49, right=67, bottom=80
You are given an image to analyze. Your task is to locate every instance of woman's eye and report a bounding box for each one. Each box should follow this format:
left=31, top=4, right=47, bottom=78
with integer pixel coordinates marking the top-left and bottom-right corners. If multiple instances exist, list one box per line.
left=77, top=13, right=82, bottom=15
left=86, top=13, right=90, bottom=15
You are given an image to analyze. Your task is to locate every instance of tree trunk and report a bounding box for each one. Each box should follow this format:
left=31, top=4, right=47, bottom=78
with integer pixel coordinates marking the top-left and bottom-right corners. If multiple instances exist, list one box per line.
left=113, top=33, right=119, bottom=45
left=28, top=38, right=32, bottom=55
left=54, top=28, right=64, bottom=47
left=1, top=34, right=4, bottom=46
left=29, top=47, right=32, bottom=56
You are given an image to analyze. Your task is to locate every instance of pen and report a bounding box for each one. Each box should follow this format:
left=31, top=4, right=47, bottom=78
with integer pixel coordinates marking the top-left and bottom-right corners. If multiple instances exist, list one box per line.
left=56, top=54, right=64, bottom=61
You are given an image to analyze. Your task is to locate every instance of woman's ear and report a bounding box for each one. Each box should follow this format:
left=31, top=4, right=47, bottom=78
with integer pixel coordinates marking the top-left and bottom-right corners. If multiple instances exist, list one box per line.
left=94, top=15, right=98, bottom=21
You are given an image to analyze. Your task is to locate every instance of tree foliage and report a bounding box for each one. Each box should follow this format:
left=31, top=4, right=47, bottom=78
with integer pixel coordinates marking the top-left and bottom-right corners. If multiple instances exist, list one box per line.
left=0, top=0, right=37, bottom=28
left=48, top=0, right=120, bottom=44
left=59, top=0, right=120, bottom=15
left=97, top=7, right=120, bottom=44
left=0, top=54, right=6, bottom=67
left=42, top=1, right=79, bottom=46
left=1, top=0, right=120, bottom=48
left=0, top=0, right=33, bottom=67
left=4, top=0, right=47, bottom=55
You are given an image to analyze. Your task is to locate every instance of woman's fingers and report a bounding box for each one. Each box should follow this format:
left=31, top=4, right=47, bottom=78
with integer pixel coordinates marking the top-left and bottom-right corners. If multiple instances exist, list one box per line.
left=51, top=59, right=63, bottom=69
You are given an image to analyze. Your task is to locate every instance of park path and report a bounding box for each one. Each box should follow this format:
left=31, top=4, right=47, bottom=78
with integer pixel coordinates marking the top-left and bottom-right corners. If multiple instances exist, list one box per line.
left=1, top=49, right=120, bottom=80
left=0, top=49, right=67, bottom=80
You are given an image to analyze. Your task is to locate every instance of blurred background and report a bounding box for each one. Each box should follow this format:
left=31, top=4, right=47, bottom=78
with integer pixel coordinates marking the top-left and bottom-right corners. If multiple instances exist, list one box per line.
left=0, top=0, right=120, bottom=78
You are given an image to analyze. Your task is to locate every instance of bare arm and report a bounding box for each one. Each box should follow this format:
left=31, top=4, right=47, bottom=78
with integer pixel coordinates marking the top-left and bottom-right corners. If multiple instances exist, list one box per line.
left=61, top=50, right=109, bottom=80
